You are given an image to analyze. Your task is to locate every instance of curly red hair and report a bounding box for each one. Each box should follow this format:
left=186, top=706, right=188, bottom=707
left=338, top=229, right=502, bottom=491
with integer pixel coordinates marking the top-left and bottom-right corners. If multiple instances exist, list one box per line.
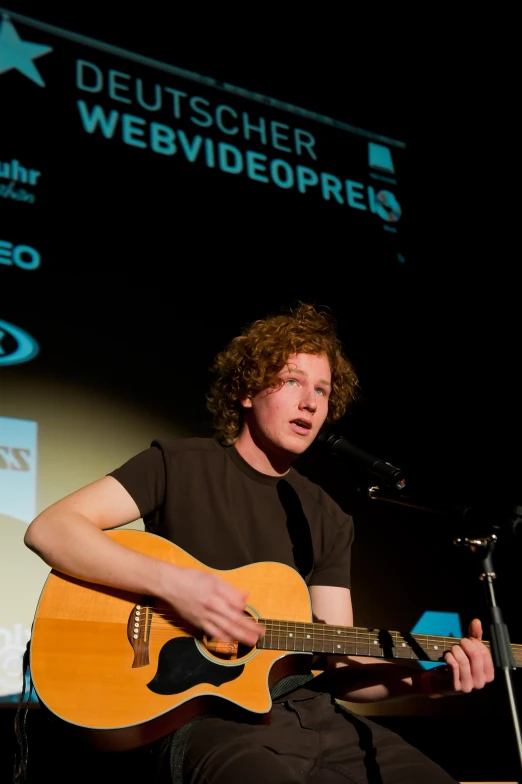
left=207, top=303, right=359, bottom=445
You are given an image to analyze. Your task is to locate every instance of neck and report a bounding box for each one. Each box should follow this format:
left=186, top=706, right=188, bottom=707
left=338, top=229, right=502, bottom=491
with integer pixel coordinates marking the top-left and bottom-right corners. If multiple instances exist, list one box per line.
left=235, top=425, right=293, bottom=477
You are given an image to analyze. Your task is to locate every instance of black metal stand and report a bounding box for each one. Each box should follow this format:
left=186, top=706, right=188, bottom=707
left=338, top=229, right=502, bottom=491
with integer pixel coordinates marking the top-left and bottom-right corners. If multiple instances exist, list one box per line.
left=454, top=532, right=522, bottom=776
left=368, top=485, right=522, bottom=777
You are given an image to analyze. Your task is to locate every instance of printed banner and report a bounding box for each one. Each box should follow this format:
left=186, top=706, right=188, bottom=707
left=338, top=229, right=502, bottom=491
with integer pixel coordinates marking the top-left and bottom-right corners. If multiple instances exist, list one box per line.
left=1, top=10, right=407, bottom=281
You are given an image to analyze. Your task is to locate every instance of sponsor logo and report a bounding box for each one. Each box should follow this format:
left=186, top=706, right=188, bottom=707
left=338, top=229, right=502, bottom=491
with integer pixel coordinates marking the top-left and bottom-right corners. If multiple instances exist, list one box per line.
left=368, top=142, right=395, bottom=175
left=0, top=17, right=52, bottom=87
left=0, top=623, right=31, bottom=698
left=0, top=240, right=41, bottom=269
left=0, top=416, right=38, bottom=524
left=0, top=158, right=42, bottom=204
left=0, top=320, right=39, bottom=364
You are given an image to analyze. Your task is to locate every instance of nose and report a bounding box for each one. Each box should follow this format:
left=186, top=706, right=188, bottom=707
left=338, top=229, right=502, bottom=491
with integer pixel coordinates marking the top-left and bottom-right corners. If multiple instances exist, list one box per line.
left=299, top=387, right=317, bottom=412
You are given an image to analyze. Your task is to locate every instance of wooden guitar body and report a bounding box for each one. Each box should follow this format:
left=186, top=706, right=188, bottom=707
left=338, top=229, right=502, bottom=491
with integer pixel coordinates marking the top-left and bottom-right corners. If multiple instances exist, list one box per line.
left=30, top=529, right=314, bottom=750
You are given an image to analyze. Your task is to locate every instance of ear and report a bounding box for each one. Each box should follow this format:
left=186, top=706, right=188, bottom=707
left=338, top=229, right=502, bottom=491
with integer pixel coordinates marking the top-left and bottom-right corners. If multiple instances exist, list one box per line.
left=240, top=396, right=252, bottom=409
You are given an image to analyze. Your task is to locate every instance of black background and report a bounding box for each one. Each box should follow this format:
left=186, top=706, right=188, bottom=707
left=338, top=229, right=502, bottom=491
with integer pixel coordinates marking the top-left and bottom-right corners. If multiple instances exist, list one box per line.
left=2, top=3, right=521, bottom=781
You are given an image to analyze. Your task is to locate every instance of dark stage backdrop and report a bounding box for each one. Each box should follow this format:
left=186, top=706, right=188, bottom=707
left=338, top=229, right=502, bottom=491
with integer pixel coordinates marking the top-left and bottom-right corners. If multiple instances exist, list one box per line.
left=1, top=7, right=522, bottom=779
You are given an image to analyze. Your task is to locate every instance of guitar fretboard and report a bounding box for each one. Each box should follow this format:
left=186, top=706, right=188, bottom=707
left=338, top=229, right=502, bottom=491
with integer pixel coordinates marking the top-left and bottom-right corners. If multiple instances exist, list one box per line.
left=256, top=619, right=522, bottom=666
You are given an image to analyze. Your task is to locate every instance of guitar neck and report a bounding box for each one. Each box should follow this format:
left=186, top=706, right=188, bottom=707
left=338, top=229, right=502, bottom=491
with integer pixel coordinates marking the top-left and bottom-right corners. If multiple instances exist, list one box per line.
left=257, top=619, right=522, bottom=666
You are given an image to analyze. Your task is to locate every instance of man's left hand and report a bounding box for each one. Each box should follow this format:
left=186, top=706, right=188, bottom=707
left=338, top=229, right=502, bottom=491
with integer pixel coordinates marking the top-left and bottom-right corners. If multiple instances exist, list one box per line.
left=426, top=618, right=495, bottom=696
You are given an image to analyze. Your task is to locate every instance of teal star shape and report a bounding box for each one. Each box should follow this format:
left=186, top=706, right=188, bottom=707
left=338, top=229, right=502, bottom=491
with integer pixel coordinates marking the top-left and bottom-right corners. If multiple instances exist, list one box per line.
left=0, top=17, right=53, bottom=87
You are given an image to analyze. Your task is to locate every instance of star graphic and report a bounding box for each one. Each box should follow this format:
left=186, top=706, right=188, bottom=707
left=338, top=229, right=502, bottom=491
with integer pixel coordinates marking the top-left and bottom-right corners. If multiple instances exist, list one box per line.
left=0, top=17, right=53, bottom=87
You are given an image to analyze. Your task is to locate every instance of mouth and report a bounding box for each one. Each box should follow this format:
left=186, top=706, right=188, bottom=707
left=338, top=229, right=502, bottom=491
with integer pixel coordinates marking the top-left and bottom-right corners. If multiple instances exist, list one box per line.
left=290, top=418, right=313, bottom=435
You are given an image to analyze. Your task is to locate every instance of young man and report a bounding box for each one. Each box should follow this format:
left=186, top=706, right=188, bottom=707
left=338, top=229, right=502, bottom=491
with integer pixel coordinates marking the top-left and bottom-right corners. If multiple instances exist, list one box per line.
left=25, top=303, right=494, bottom=783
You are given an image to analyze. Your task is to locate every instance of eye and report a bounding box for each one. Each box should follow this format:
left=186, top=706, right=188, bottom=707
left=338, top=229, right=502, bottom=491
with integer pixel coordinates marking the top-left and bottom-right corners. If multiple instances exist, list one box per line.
left=285, top=379, right=298, bottom=386
left=315, top=388, right=326, bottom=396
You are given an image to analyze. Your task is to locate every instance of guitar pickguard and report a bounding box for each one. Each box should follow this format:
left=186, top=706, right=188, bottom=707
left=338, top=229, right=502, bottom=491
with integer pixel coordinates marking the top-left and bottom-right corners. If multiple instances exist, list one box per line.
left=147, top=637, right=245, bottom=695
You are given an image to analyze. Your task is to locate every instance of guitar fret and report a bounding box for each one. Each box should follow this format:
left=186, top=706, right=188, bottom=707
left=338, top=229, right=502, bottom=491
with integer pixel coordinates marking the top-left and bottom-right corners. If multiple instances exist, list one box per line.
left=396, top=635, right=406, bottom=659
left=306, top=622, right=313, bottom=652
left=335, top=627, right=342, bottom=654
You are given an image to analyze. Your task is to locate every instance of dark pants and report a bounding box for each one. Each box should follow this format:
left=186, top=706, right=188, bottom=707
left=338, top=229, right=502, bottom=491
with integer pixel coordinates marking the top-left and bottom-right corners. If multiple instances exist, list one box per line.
left=180, top=688, right=458, bottom=784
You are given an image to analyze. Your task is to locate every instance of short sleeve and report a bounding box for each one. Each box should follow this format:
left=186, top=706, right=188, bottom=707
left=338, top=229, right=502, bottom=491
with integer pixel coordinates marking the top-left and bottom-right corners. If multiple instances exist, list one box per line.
left=308, top=510, right=354, bottom=590
left=108, top=445, right=166, bottom=519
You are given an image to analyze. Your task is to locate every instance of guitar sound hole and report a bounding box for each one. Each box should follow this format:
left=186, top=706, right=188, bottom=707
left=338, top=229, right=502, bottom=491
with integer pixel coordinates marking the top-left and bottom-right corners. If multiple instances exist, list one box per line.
left=205, top=641, right=253, bottom=661
left=203, top=610, right=258, bottom=660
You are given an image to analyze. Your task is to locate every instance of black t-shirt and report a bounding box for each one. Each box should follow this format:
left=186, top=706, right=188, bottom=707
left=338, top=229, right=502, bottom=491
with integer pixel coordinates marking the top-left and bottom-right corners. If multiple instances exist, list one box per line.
left=109, top=437, right=353, bottom=589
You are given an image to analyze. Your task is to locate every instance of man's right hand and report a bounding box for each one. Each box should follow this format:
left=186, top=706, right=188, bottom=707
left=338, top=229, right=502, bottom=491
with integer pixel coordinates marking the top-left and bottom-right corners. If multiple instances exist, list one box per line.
left=162, top=566, right=263, bottom=647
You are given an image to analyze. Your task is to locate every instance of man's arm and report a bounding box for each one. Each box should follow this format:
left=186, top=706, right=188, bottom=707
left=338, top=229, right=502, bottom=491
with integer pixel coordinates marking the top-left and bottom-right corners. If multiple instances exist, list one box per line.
left=25, top=476, right=152, bottom=589
left=309, top=585, right=495, bottom=701
left=25, top=477, right=261, bottom=645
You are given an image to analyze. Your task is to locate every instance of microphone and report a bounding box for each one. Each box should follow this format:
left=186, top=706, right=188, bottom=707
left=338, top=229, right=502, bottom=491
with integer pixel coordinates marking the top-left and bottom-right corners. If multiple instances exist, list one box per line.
left=316, top=431, right=407, bottom=491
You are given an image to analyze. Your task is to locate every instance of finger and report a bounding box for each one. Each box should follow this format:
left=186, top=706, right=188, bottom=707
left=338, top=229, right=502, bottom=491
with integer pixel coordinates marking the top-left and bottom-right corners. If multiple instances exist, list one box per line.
left=205, top=603, right=261, bottom=645
left=468, top=617, right=483, bottom=640
left=463, top=620, right=495, bottom=684
left=483, top=645, right=495, bottom=682
left=460, top=637, right=488, bottom=688
left=444, top=650, right=461, bottom=692
left=451, top=644, right=474, bottom=692
left=217, top=619, right=260, bottom=646
left=216, top=582, right=250, bottom=610
left=203, top=615, right=254, bottom=645
left=207, top=595, right=260, bottom=634
left=203, top=620, right=235, bottom=642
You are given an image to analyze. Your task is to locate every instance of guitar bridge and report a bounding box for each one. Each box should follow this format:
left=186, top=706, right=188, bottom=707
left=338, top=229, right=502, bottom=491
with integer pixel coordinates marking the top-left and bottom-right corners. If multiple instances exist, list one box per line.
left=127, top=600, right=153, bottom=668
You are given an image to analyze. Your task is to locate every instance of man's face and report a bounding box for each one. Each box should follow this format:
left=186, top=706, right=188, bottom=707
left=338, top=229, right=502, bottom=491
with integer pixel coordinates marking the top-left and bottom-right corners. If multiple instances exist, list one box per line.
left=241, top=352, right=331, bottom=458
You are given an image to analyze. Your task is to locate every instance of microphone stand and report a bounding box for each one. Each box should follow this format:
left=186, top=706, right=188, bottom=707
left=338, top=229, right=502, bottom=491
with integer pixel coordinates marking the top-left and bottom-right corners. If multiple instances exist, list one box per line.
left=368, top=485, right=522, bottom=777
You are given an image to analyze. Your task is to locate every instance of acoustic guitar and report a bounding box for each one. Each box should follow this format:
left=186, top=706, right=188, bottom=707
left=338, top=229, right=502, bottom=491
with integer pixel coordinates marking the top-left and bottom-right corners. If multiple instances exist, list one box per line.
left=29, top=529, right=521, bottom=751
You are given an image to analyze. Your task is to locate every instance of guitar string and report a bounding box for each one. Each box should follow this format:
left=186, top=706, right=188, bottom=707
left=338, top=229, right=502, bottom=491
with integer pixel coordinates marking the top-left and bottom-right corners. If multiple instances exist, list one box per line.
left=138, top=622, right=461, bottom=644
left=136, top=629, right=451, bottom=651
left=133, top=615, right=522, bottom=644
left=132, top=618, right=458, bottom=643
left=135, top=611, right=521, bottom=648
left=128, top=630, right=518, bottom=663
left=131, top=614, right=522, bottom=646
left=128, top=619, right=521, bottom=655
left=127, top=626, right=521, bottom=662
